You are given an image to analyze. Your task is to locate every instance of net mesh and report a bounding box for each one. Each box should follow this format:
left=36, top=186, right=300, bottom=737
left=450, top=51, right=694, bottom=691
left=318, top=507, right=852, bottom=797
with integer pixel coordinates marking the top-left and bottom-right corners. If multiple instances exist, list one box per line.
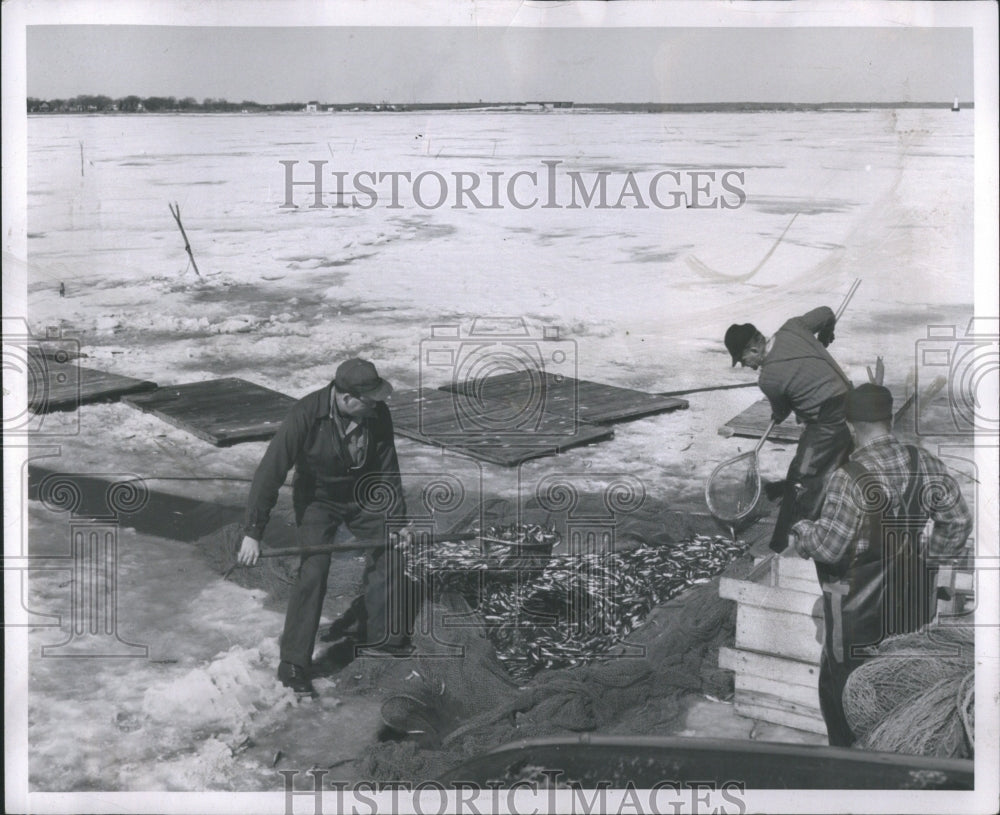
left=705, top=452, right=763, bottom=523
left=349, top=575, right=742, bottom=780
left=842, top=626, right=974, bottom=758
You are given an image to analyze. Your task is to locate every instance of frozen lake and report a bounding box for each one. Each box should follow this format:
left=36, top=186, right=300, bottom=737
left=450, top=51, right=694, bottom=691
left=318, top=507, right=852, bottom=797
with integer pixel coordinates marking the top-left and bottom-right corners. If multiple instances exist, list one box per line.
left=23, top=108, right=977, bottom=791
left=24, top=108, right=976, bottom=502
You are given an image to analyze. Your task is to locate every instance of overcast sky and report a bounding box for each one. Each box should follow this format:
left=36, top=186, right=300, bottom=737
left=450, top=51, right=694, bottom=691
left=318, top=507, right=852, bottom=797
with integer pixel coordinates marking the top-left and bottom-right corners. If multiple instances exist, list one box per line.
left=26, top=25, right=974, bottom=104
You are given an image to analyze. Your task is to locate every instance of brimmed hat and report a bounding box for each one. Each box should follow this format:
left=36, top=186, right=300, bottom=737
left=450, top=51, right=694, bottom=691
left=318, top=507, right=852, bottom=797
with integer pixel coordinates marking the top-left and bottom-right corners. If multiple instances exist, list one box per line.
left=334, top=358, right=393, bottom=402
left=847, top=383, right=893, bottom=422
left=724, top=323, right=759, bottom=366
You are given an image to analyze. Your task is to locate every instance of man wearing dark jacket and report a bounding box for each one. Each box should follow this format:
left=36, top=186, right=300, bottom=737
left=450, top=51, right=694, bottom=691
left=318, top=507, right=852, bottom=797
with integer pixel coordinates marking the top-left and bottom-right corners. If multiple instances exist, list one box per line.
left=237, top=358, right=412, bottom=694
left=791, top=384, right=972, bottom=746
left=724, top=306, right=853, bottom=552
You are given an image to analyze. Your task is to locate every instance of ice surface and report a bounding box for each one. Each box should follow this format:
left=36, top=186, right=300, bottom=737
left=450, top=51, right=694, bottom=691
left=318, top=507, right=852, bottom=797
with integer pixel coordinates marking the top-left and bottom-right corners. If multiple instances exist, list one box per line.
left=22, top=108, right=975, bottom=791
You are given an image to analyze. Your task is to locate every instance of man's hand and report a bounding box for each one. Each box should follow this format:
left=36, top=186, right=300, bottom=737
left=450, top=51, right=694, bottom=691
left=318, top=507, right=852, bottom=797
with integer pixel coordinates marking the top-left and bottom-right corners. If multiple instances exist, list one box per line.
left=817, top=324, right=835, bottom=347
left=237, top=535, right=261, bottom=566
left=788, top=528, right=809, bottom=559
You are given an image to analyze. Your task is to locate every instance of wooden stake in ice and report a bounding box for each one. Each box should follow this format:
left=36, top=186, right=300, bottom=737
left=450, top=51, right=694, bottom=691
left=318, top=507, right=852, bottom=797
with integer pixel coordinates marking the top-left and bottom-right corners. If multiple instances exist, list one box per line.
left=168, top=202, right=202, bottom=278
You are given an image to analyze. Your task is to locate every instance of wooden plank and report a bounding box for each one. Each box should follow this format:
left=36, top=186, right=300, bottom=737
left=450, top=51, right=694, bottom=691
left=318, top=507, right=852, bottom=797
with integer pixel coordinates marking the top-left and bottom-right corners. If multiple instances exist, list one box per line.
left=734, top=674, right=821, bottom=712
left=721, top=386, right=911, bottom=441
left=733, top=698, right=829, bottom=736
left=773, top=553, right=821, bottom=584
left=719, top=574, right=822, bottom=616
left=735, top=605, right=824, bottom=663
left=439, top=371, right=688, bottom=425
left=391, top=388, right=614, bottom=467
left=735, top=689, right=826, bottom=723
left=122, top=378, right=296, bottom=446
left=719, top=399, right=803, bottom=443
left=29, top=358, right=157, bottom=412
left=719, top=647, right=820, bottom=686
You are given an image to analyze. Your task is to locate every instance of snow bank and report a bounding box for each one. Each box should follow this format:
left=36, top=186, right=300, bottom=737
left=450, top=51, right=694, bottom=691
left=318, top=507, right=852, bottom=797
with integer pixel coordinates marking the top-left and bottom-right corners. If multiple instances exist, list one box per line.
left=142, top=642, right=296, bottom=746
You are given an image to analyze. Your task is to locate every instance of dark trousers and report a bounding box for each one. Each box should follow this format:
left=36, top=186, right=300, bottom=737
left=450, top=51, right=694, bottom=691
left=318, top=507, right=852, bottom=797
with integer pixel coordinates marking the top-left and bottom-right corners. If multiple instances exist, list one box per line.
left=818, top=647, right=867, bottom=747
left=770, top=398, right=853, bottom=552
left=279, top=500, right=417, bottom=668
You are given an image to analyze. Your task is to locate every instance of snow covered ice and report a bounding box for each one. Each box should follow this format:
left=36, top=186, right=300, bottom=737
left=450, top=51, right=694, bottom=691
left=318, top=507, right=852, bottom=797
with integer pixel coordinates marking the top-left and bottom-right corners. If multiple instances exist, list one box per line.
left=23, top=107, right=975, bottom=791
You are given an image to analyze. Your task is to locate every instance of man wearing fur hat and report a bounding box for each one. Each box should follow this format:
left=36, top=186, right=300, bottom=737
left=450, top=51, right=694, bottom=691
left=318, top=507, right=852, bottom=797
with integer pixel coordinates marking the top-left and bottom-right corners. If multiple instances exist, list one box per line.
left=237, top=358, right=414, bottom=695
left=790, top=384, right=973, bottom=746
left=724, top=306, right=854, bottom=552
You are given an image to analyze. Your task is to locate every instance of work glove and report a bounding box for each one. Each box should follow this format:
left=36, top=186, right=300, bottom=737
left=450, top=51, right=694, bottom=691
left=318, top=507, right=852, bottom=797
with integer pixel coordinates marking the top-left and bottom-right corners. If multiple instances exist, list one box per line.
left=817, top=325, right=835, bottom=347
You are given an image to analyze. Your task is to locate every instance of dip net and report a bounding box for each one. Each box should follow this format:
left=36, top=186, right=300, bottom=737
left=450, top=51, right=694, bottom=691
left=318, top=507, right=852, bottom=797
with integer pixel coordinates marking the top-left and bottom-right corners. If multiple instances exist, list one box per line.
left=842, top=625, right=974, bottom=758
left=704, top=450, right=765, bottom=527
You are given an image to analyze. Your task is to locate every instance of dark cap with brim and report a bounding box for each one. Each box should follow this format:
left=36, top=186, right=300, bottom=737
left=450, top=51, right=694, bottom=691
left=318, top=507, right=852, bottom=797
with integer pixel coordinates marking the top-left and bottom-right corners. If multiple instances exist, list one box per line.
left=334, top=358, right=393, bottom=402
left=725, top=323, right=759, bottom=366
left=847, top=383, right=893, bottom=422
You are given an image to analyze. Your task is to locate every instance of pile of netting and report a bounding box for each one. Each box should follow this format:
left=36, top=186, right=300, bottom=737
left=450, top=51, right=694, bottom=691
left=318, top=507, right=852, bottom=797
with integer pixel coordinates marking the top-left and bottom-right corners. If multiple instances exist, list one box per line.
left=399, top=529, right=748, bottom=681
left=350, top=572, right=744, bottom=781
left=842, top=626, right=974, bottom=758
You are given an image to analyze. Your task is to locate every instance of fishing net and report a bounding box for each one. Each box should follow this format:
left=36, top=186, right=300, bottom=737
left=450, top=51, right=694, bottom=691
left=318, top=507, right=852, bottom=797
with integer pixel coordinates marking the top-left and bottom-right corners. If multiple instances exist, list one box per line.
left=398, top=531, right=747, bottom=681
left=351, top=561, right=746, bottom=781
left=705, top=452, right=764, bottom=526
left=842, top=626, right=974, bottom=758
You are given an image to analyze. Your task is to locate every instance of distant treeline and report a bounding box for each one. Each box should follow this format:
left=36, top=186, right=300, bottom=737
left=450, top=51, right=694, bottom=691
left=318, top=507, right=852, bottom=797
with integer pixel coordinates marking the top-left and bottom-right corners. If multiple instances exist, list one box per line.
left=27, top=96, right=307, bottom=113
left=27, top=96, right=972, bottom=114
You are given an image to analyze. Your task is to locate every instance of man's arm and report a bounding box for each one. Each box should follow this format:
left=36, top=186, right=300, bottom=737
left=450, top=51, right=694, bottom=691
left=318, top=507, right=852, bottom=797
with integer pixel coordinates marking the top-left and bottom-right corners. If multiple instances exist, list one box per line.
left=759, top=376, right=793, bottom=424
left=920, top=452, right=974, bottom=557
left=797, top=306, right=837, bottom=347
left=791, top=469, right=864, bottom=564
left=242, top=404, right=309, bottom=540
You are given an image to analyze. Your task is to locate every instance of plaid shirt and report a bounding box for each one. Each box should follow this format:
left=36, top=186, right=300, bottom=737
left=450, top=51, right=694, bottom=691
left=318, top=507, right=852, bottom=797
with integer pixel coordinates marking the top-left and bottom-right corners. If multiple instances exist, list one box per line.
left=792, top=434, right=972, bottom=565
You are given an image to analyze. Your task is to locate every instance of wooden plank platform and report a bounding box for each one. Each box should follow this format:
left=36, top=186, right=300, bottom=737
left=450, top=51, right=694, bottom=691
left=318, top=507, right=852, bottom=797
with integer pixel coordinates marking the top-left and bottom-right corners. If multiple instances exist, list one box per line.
left=439, top=371, right=688, bottom=425
left=122, top=378, right=296, bottom=446
left=720, top=386, right=912, bottom=442
left=29, top=357, right=157, bottom=413
left=719, top=399, right=804, bottom=443
left=389, top=388, right=614, bottom=466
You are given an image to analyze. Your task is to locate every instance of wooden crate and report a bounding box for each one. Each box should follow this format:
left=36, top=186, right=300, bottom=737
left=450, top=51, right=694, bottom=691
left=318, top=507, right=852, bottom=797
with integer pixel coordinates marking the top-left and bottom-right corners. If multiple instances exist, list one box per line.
left=719, top=554, right=826, bottom=734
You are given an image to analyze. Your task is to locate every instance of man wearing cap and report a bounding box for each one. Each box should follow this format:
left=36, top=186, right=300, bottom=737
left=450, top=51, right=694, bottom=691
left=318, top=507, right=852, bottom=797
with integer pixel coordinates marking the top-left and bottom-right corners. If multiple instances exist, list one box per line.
left=790, top=384, right=972, bottom=746
left=237, top=358, right=413, bottom=694
left=724, top=306, right=853, bottom=552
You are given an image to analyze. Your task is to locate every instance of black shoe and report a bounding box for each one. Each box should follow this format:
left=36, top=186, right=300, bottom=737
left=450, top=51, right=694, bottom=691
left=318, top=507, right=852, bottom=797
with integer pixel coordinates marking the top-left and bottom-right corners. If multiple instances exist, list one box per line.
left=312, top=638, right=359, bottom=676
left=277, top=661, right=315, bottom=695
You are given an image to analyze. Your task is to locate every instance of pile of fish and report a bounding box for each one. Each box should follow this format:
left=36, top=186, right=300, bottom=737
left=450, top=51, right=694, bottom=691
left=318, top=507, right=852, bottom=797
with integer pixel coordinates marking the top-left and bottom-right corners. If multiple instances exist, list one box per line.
left=401, top=530, right=747, bottom=682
